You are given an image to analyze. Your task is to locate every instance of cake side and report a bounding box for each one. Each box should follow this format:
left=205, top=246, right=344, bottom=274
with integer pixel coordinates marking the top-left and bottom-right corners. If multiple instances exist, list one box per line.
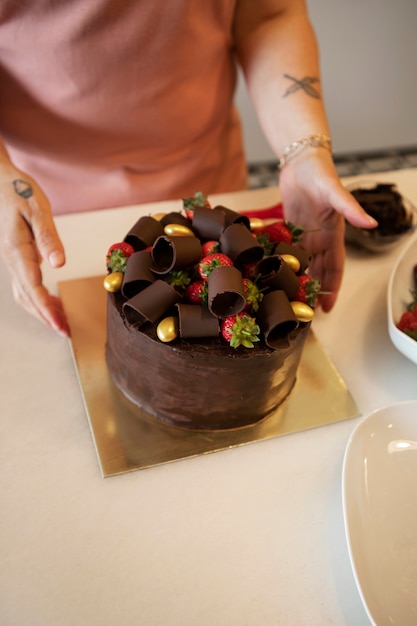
left=106, top=292, right=310, bottom=429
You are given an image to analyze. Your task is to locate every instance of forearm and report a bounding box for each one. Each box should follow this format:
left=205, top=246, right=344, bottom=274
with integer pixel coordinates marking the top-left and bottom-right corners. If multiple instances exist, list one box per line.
left=234, top=0, right=331, bottom=157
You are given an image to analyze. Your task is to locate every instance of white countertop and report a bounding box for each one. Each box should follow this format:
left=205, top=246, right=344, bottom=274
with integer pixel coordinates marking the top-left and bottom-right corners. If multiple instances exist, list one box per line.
left=1, top=169, right=417, bottom=626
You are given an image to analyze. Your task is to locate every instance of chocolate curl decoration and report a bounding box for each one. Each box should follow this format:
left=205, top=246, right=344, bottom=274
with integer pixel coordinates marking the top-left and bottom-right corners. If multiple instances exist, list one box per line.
left=192, top=206, right=226, bottom=241
left=124, top=215, right=164, bottom=251
left=176, top=304, right=219, bottom=338
left=192, top=205, right=251, bottom=241
left=257, top=290, right=299, bottom=349
left=219, top=223, right=264, bottom=266
left=208, top=265, right=246, bottom=318
left=275, top=242, right=311, bottom=274
left=151, top=235, right=202, bottom=274
left=122, top=280, right=181, bottom=328
left=256, top=254, right=299, bottom=299
left=215, top=205, right=251, bottom=230
left=159, top=212, right=193, bottom=229
left=121, top=250, right=156, bottom=299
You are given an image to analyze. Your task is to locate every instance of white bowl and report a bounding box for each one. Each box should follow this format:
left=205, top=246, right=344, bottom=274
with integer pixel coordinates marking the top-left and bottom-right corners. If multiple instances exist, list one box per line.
left=342, top=400, right=417, bottom=626
left=387, top=230, right=417, bottom=365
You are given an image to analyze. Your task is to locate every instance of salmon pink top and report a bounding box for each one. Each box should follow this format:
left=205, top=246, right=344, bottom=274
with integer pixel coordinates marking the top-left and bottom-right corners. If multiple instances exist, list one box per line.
left=0, top=0, right=247, bottom=214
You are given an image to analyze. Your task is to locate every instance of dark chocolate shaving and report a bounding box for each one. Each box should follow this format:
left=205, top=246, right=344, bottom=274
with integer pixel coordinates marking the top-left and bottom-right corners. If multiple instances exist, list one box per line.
left=208, top=265, right=246, bottom=318
left=176, top=303, right=219, bottom=338
left=124, top=215, right=165, bottom=251
left=151, top=235, right=202, bottom=274
left=219, top=223, right=264, bottom=266
left=350, top=183, right=413, bottom=235
left=275, top=242, right=311, bottom=274
left=257, top=290, right=299, bottom=349
left=214, top=205, right=251, bottom=230
left=256, top=255, right=299, bottom=298
left=192, top=206, right=227, bottom=241
left=122, top=280, right=181, bottom=328
left=122, top=250, right=156, bottom=299
left=159, top=212, right=193, bottom=229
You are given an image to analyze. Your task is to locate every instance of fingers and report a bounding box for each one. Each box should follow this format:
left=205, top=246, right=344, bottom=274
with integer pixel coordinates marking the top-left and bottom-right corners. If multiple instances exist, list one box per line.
left=25, top=188, right=66, bottom=269
left=327, top=183, right=378, bottom=230
left=303, top=211, right=345, bottom=313
left=12, top=271, right=71, bottom=336
left=0, top=169, right=70, bottom=336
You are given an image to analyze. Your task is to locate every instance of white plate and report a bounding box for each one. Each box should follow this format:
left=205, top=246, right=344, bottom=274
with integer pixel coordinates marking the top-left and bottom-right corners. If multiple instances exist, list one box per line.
left=342, top=401, right=417, bottom=626
left=387, top=230, right=417, bottom=365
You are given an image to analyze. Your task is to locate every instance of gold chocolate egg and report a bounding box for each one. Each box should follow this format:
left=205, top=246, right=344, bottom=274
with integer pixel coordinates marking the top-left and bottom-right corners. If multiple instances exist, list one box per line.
left=103, top=271, right=123, bottom=293
left=156, top=316, right=178, bottom=342
left=249, top=217, right=265, bottom=232
left=281, top=254, right=300, bottom=273
left=152, top=212, right=167, bottom=221
left=164, top=223, right=194, bottom=237
left=291, top=300, right=314, bottom=323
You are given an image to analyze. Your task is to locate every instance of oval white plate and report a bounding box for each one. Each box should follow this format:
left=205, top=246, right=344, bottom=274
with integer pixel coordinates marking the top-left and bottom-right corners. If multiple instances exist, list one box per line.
left=342, top=401, right=417, bottom=626
left=387, top=230, right=417, bottom=365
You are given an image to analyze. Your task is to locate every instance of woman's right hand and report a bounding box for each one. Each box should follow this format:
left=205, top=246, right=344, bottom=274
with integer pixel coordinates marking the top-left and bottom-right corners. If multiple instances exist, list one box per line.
left=0, top=161, right=70, bottom=336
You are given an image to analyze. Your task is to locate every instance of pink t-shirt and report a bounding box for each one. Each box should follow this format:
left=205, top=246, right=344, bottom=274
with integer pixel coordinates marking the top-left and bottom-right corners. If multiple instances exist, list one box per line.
left=0, top=1, right=248, bottom=215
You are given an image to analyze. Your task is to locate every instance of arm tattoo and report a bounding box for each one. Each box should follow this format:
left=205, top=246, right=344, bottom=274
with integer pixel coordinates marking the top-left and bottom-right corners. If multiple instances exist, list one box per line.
left=12, top=178, right=33, bottom=199
left=283, top=74, right=321, bottom=99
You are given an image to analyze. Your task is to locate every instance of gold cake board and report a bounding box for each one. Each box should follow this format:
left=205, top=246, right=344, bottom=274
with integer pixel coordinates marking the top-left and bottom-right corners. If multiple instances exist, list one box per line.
left=59, top=276, right=359, bottom=477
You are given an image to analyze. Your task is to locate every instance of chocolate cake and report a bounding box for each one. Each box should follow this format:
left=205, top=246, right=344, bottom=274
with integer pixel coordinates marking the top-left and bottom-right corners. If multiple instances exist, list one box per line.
left=104, top=194, right=318, bottom=430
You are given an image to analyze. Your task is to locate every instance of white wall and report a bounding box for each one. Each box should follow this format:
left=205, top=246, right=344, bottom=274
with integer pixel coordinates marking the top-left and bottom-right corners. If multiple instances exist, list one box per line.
left=235, top=0, right=417, bottom=162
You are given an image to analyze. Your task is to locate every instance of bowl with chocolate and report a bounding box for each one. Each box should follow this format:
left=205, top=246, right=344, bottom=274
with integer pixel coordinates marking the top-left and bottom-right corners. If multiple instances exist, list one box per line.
left=345, top=181, right=417, bottom=252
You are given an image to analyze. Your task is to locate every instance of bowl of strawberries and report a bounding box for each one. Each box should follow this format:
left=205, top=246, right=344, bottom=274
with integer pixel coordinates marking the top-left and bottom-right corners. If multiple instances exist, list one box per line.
left=387, top=230, right=417, bottom=365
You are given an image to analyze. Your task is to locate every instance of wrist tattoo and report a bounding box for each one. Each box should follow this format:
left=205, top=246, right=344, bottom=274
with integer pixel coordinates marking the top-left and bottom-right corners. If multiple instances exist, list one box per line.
left=283, top=74, right=321, bottom=99
left=13, top=178, right=33, bottom=199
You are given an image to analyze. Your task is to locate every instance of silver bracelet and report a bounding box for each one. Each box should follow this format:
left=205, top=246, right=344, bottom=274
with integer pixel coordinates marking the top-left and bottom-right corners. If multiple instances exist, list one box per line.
left=277, top=133, right=332, bottom=170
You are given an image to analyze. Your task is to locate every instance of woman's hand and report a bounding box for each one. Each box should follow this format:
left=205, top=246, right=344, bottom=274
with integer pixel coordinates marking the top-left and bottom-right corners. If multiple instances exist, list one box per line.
left=278, top=150, right=377, bottom=312
left=0, top=162, right=70, bottom=335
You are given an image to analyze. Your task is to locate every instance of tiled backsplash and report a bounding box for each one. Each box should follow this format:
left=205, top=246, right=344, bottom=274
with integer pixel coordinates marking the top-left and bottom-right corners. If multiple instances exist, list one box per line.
left=248, top=145, right=417, bottom=189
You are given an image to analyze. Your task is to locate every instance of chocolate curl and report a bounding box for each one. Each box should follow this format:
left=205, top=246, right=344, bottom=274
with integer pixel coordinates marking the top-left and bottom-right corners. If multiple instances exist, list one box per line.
left=256, top=255, right=299, bottom=299
left=159, top=212, right=193, bottom=229
left=219, top=223, right=264, bottom=266
left=192, top=206, right=226, bottom=241
left=151, top=235, right=202, bottom=274
left=275, top=242, right=311, bottom=274
left=121, top=250, right=156, bottom=299
left=208, top=265, right=246, bottom=318
left=124, top=215, right=164, bottom=251
left=214, top=205, right=251, bottom=230
left=257, top=290, right=299, bottom=349
left=176, top=303, right=219, bottom=338
left=192, top=205, right=250, bottom=241
left=122, top=280, right=181, bottom=328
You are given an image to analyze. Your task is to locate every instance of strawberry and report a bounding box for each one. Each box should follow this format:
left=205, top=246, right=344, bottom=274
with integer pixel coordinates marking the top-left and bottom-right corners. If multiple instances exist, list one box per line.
left=198, top=252, right=233, bottom=281
left=241, top=261, right=261, bottom=280
left=397, top=306, right=417, bottom=341
left=106, top=242, right=135, bottom=273
left=257, top=220, right=305, bottom=249
left=201, top=240, right=220, bottom=256
left=185, top=280, right=208, bottom=305
left=257, top=220, right=293, bottom=244
left=182, top=191, right=211, bottom=220
left=255, top=232, right=276, bottom=256
left=221, top=313, right=260, bottom=349
left=164, top=270, right=191, bottom=294
left=293, top=275, right=321, bottom=308
left=243, top=278, right=263, bottom=313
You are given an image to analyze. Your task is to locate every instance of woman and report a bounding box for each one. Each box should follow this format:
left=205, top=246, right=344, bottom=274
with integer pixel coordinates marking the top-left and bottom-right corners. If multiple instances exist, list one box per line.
left=0, top=0, right=376, bottom=336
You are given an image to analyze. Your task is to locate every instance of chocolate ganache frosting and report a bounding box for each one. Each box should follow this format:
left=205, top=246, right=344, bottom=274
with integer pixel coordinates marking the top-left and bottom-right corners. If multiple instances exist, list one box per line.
left=104, top=197, right=315, bottom=430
